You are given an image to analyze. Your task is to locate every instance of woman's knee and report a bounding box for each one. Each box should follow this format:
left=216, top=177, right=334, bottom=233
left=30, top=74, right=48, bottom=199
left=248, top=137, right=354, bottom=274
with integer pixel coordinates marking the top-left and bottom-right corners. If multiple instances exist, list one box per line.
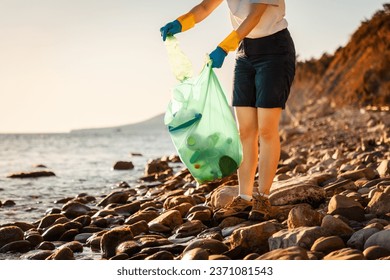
left=258, top=123, right=279, bottom=141
left=239, top=125, right=258, bottom=141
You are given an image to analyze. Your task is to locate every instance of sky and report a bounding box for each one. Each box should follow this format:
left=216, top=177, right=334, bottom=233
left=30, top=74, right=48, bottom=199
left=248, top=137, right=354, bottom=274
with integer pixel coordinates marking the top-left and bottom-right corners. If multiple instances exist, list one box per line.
left=0, top=0, right=387, bottom=133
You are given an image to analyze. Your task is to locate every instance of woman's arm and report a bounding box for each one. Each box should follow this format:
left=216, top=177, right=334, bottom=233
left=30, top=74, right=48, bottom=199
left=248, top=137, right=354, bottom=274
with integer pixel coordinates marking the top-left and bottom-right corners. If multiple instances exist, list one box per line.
left=235, top=3, right=268, bottom=39
left=188, top=0, right=224, bottom=23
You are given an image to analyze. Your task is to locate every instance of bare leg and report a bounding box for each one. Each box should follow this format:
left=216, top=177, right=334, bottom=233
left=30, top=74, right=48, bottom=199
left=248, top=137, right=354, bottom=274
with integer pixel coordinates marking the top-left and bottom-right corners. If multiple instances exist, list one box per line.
left=234, top=107, right=258, bottom=197
left=257, top=107, right=282, bottom=195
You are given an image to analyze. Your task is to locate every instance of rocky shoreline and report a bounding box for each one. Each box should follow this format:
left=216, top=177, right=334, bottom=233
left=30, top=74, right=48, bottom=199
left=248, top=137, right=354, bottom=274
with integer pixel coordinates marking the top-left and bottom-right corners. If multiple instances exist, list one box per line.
left=0, top=107, right=389, bottom=260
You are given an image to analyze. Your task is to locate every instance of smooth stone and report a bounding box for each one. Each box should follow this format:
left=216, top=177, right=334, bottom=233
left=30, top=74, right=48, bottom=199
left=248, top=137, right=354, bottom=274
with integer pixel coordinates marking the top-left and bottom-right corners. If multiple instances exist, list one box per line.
left=339, top=167, right=378, bottom=181
left=125, top=210, right=159, bottom=225
left=25, top=233, right=44, bottom=247
left=7, top=170, right=55, bottom=178
left=321, top=215, right=354, bottom=236
left=287, top=203, right=324, bottom=230
left=0, top=240, right=32, bottom=253
left=96, top=191, right=129, bottom=207
left=2, top=222, right=35, bottom=231
left=366, top=191, right=390, bottom=216
left=37, top=241, right=56, bottom=250
left=144, top=158, right=171, bottom=176
left=269, top=226, right=325, bottom=250
left=218, top=217, right=247, bottom=229
left=22, top=250, right=53, bottom=260
left=208, top=254, right=231, bottom=260
left=363, top=245, right=390, bottom=260
left=206, top=185, right=238, bottom=209
left=230, top=221, right=284, bottom=254
left=243, top=253, right=260, bottom=260
left=323, top=248, right=365, bottom=260
left=59, top=229, right=79, bottom=241
left=311, top=236, right=345, bottom=255
left=113, top=201, right=141, bottom=216
left=376, top=160, right=390, bottom=177
left=347, top=228, right=381, bottom=250
left=186, top=210, right=212, bottom=222
left=173, top=220, right=207, bottom=238
left=46, top=247, right=75, bottom=260
left=100, top=226, right=134, bottom=259
left=364, top=229, right=390, bottom=251
left=59, top=241, right=83, bottom=253
left=170, top=203, right=193, bottom=217
left=110, top=253, right=129, bottom=260
left=0, top=226, right=24, bottom=247
left=181, top=248, right=209, bottom=260
left=42, top=224, right=66, bottom=241
left=327, top=194, right=365, bottom=221
left=72, top=215, right=91, bottom=227
left=127, top=220, right=149, bottom=236
left=37, top=214, right=66, bottom=229
left=63, top=221, right=83, bottom=231
left=115, top=241, right=141, bottom=256
left=183, top=238, right=229, bottom=255
left=74, top=233, right=94, bottom=243
left=256, top=246, right=309, bottom=260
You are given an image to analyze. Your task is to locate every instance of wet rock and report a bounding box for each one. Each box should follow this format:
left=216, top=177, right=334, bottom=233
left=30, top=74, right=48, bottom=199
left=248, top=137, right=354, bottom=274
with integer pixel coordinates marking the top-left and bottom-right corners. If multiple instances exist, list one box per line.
left=311, top=236, right=345, bottom=255
left=363, top=245, right=390, bottom=260
left=0, top=240, right=32, bottom=253
left=127, top=220, right=149, bottom=236
left=183, top=238, right=229, bottom=255
left=364, top=229, right=390, bottom=251
left=170, top=203, right=193, bottom=217
left=0, top=226, right=24, bottom=247
left=287, top=204, right=324, bottom=230
left=186, top=209, right=212, bottom=222
left=116, top=241, right=141, bottom=256
left=7, top=170, right=56, bottom=178
left=323, top=248, right=366, bottom=260
left=59, top=241, right=83, bottom=253
left=218, top=217, right=247, bottom=229
left=321, top=215, right=354, bottom=236
left=74, top=233, right=94, bottom=244
left=125, top=210, right=159, bottom=225
left=113, top=201, right=141, bottom=216
left=22, top=250, right=53, bottom=260
left=148, top=210, right=183, bottom=232
left=181, top=248, right=209, bottom=260
left=269, top=226, right=325, bottom=250
left=42, top=224, right=66, bottom=241
left=173, top=220, right=207, bottom=238
left=25, top=233, right=44, bottom=247
left=113, top=161, right=134, bottom=170
left=61, top=201, right=91, bottom=219
left=100, top=226, right=134, bottom=259
left=144, top=159, right=172, bottom=176
left=37, top=241, right=56, bottom=250
left=97, top=191, right=129, bottom=207
left=327, top=194, right=365, bottom=221
left=2, top=200, right=16, bottom=207
left=256, top=246, right=309, bottom=260
left=347, top=228, right=380, bottom=250
left=366, top=191, right=390, bottom=216
left=46, top=247, right=75, bottom=260
left=230, top=221, right=284, bottom=254
left=59, top=229, right=79, bottom=241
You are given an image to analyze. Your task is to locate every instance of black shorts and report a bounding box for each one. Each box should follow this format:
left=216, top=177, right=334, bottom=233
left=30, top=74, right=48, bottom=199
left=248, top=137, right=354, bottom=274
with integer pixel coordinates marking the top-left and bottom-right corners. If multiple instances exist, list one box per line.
left=232, top=28, right=296, bottom=109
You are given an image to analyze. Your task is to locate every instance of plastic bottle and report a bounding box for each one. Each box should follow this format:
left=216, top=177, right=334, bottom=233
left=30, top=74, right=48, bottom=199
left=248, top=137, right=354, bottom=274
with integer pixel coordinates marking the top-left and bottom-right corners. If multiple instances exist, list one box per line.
left=164, top=36, right=193, bottom=81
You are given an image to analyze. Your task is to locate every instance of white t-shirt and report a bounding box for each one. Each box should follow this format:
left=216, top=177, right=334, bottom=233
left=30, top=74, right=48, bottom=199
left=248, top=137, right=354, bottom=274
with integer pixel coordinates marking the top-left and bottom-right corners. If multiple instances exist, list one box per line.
left=226, top=0, right=288, bottom=38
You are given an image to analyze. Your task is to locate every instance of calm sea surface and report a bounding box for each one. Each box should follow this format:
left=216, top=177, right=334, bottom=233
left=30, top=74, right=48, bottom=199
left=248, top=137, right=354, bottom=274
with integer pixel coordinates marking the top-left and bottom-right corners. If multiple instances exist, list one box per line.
left=0, top=129, right=176, bottom=226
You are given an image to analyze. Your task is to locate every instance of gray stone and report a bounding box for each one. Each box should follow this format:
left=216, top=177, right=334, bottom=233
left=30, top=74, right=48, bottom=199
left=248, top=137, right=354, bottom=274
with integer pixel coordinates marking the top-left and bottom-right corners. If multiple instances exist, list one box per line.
left=364, top=229, right=390, bottom=251
left=269, top=226, right=325, bottom=250
left=347, top=228, right=381, bottom=250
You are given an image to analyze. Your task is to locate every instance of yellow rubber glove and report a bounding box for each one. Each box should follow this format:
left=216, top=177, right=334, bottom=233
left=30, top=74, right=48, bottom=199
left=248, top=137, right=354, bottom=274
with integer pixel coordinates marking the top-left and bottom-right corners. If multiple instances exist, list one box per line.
left=218, top=30, right=241, bottom=53
left=177, top=13, right=196, bottom=32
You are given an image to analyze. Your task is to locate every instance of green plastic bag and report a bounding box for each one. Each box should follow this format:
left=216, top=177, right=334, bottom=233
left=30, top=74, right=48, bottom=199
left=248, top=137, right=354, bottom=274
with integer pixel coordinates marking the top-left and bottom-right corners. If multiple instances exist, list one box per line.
left=164, top=36, right=243, bottom=183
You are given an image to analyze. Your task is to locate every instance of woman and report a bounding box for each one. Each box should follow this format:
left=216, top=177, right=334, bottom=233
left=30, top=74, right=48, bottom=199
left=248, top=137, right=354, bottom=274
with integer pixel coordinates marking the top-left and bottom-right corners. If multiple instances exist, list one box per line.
left=160, top=0, right=295, bottom=221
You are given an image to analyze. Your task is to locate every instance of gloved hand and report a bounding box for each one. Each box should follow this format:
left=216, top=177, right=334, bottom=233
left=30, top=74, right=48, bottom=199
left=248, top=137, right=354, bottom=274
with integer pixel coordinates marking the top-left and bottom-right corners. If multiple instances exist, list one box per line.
left=209, top=47, right=227, bottom=68
left=160, top=20, right=182, bottom=41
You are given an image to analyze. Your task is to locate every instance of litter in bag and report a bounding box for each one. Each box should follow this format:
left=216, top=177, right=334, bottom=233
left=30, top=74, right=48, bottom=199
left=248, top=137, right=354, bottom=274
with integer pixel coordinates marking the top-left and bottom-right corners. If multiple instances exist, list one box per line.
left=164, top=36, right=243, bottom=183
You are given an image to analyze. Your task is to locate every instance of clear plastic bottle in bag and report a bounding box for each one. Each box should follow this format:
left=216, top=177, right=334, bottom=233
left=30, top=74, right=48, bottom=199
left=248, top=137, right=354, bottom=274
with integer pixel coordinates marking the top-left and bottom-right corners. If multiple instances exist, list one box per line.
left=164, top=36, right=193, bottom=81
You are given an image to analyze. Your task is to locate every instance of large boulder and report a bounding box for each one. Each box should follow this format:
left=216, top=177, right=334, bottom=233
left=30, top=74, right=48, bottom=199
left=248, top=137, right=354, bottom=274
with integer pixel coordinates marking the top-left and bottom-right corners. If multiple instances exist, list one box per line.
left=327, top=194, right=365, bottom=221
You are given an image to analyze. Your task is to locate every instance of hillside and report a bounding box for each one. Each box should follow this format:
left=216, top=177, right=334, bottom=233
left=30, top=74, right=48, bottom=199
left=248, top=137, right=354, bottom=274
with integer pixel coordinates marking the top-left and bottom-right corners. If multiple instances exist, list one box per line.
left=288, top=4, right=390, bottom=118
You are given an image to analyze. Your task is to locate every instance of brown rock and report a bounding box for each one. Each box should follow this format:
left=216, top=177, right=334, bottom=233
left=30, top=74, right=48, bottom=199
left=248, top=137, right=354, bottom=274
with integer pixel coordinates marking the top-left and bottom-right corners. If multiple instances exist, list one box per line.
left=113, top=201, right=141, bottom=216
left=327, top=194, right=365, bottom=221
left=0, top=240, right=32, bottom=253
left=206, top=185, right=238, bottom=209
left=321, top=215, right=354, bottom=236
left=25, top=233, right=44, bottom=247
left=269, top=226, right=325, bottom=250
left=0, top=226, right=24, bottom=247
left=181, top=248, right=209, bottom=260
left=323, top=248, right=365, bottom=260
left=46, top=247, right=75, bottom=260
left=38, top=214, right=65, bottom=229
left=61, top=201, right=91, bottom=219
left=125, top=210, right=159, bottom=225
left=42, top=224, right=66, bottom=241
left=186, top=210, right=212, bottom=222
left=256, top=246, right=309, bottom=260
left=163, top=195, right=196, bottom=209
left=116, top=240, right=141, bottom=256
left=148, top=210, right=183, bottom=231
left=376, top=160, right=390, bottom=177
left=72, top=215, right=91, bottom=227
left=230, top=221, right=284, bottom=254
left=287, top=204, right=324, bottom=230
left=145, top=250, right=174, bottom=260
left=208, top=254, right=231, bottom=260
left=339, top=167, right=378, bottom=181
left=144, top=159, right=172, bottom=176
left=22, top=250, right=53, bottom=260
left=363, top=245, right=390, bottom=260
left=311, top=236, right=345, bottom=255
left=113, top=161, right=134, bottom=170
left=366, top=191, right=390, bottom=216
left=7, top=170, right=56, bottom=178
left=173, top=220, right=207, bottom=238
left=96, top=191, right=129, bottom=207
left=183, top=238, right=229, bottom=255
left=59, top=241, right=83, bottom=253
left=100, top=226, right=134, bottom=259
left=170, top=203, right=193, bottom=217
left=36, top=241, right=56, bottom=250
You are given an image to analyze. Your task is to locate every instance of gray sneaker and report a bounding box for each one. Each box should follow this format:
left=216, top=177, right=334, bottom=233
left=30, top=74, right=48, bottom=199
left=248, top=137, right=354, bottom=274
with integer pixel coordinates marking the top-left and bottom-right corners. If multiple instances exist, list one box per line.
left=213, top=196, right=252, bottom=222
left=249, top=194, right=271, bottom=221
